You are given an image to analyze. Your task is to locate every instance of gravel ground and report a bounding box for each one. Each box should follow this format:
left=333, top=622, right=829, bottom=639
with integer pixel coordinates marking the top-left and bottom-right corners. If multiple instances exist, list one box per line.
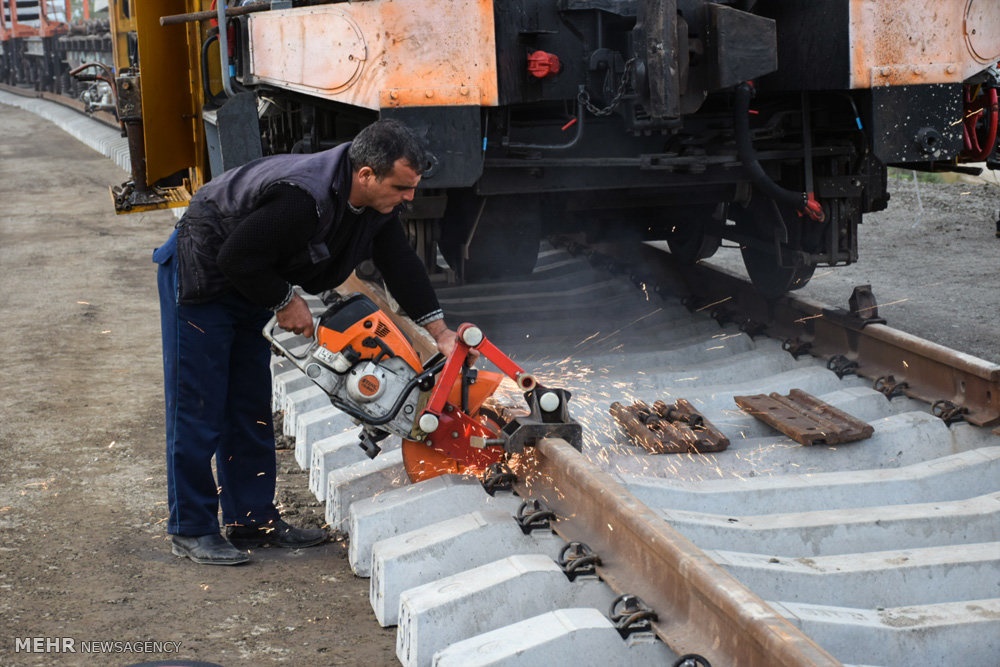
left=0, top=100, right=997, bottom=667
left=0, top=104, right=397, bottom=666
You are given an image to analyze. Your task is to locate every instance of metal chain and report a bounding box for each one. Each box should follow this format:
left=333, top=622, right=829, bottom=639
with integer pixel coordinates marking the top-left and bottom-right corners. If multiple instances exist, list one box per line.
left=578, top=57, right=636, bottom=117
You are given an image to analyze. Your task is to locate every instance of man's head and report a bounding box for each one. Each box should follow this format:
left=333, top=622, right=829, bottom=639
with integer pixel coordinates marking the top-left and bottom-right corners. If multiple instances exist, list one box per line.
left=348, top=119, right=428, bottom=214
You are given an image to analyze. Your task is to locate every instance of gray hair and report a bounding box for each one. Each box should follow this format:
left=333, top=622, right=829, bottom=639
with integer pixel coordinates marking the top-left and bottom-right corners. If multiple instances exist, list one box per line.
left=348, top=119, right=428, bottom=178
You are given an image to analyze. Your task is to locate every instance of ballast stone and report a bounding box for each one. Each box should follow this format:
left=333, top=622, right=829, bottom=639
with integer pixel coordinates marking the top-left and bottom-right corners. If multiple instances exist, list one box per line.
left=348, top=475, right=521, bottom=577
left=370, top=508, right=565, bottom=625
left=396, top=554, right=616, bottom=667
left=432, top=607, right=675, bottom=666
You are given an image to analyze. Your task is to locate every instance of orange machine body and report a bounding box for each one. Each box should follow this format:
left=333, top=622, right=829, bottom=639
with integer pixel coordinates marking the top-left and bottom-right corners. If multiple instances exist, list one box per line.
left=402, top=370, right=506, bottom=483
left=315, top=297, right=424, bottom=375
left=313, top=294, right=506, bottom=482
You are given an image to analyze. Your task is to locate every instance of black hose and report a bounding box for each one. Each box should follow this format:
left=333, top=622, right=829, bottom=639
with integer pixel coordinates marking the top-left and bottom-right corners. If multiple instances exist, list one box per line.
left=733, top=82, right=806, bottom=211
left=201, top=30, right=227, bottom=108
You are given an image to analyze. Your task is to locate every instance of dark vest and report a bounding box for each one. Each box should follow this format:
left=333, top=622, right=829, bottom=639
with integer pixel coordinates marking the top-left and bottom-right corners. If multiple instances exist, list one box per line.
left=174, top=143, right=393, bottom=303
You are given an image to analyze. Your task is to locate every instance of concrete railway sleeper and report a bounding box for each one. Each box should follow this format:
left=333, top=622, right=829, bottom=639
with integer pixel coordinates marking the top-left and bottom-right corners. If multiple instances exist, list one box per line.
left=270, top=246, right=998, bottom=666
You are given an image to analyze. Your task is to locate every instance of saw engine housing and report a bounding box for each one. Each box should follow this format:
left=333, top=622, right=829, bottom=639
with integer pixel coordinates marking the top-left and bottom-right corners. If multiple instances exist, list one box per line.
left=266, top=293, right=582, bottom=482
left=284, top=294, right=426, bottom=442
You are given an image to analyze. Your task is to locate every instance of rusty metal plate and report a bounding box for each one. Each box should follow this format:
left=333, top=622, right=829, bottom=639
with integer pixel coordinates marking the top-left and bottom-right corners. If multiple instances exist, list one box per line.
left=966, top=0, right=1000, bottom=64
left=610, top=398, right=729, bottom=453
left=249, top=8, right=367, bottom=95
left=849, top=0, right=998, bottom=86
left=734, top=389, right=874, bottom=446
left=247, top=0, right=499, bottom=110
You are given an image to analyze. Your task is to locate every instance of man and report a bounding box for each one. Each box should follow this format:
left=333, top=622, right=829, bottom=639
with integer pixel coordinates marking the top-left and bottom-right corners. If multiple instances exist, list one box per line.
left=154, top=119, right=460, bottom=565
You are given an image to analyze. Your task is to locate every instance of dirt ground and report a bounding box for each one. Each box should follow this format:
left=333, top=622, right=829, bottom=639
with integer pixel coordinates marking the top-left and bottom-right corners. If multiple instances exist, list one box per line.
left=0, top=102, right=997, bottom=667
left=0, top=105, right=397, bottom=666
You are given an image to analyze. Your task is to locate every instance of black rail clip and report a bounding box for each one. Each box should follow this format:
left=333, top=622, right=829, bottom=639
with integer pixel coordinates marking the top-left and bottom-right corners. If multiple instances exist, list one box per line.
left=874, top=375, right=909, bottom=400
left=932, top=399, right=969, bottom=425
left=480, top=461, right=517, bottom=496
left=827, top=354, right=859, bottom=379
left=849, top=284, right=887, bottom=327
left=739, top=318, right=767, bottom=338
left=557, top=541, right=601, bottom=581
left=514, top=499, right=556, bottom=535
left=782, top=337, right=813, bottom=359
left=609, top=593, right=658, bottom=638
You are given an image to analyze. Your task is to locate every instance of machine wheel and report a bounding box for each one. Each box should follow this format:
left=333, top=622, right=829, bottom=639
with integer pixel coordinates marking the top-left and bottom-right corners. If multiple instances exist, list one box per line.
left=732, top=194, right=816, bottom=299
left=439, top=191, right=541, bottom=282
left=401, top=405, right=507, bottom=483
left=740, top=245, right=815, bottom=299
left=665, top=205, right=722, bottom=263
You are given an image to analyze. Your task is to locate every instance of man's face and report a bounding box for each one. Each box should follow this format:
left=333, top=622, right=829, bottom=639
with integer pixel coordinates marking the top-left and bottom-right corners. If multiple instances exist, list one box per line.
left=357, top=159, right=421, bottom=214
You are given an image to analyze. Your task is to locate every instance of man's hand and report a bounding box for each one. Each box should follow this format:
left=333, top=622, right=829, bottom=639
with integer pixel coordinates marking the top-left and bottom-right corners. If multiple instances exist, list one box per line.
left=276, top=293, right=315, bottom=338
left=425, top=319, right=479, bottom=363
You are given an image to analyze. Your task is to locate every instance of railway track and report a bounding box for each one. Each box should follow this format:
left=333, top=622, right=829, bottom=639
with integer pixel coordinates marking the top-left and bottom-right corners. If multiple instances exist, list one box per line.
left=0, top=87, right=127, bottom=173
left=275, top=246, right=1000, bottom=667
left=8, top=90, right=997, bottom=665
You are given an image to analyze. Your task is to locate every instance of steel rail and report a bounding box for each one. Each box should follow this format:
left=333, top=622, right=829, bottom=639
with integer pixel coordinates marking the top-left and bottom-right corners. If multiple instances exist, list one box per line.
left=576, top=239, right=1000, bottom=427
left=512, top=437, right=842, bottom=667
left=0, top=83, right=119, bottom=129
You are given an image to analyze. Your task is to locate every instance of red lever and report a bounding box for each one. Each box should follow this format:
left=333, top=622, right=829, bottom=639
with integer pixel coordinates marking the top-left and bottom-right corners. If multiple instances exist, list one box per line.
left=421, top=323, right=535, bottom=425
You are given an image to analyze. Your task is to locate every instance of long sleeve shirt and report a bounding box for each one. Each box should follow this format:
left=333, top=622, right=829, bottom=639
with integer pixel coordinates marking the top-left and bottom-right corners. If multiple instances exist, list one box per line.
left=215, top=184, right=442, bottom=324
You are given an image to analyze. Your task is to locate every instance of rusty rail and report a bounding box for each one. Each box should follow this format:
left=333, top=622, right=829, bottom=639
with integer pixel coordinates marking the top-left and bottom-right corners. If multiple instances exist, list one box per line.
left=0, top=83, right=120, bottom=130
left=513, top=438, right=842, bottom=666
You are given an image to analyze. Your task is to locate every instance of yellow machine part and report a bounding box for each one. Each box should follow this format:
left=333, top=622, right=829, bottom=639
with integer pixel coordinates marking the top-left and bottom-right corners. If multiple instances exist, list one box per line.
left=108, top=0, right=207, bottom=198
left=130, top=0, right=206, bottom=189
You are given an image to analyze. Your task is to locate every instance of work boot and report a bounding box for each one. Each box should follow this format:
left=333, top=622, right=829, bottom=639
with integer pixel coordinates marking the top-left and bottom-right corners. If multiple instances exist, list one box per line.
left=226, top=518, right=327, bottom=549
left=171, top=533, right=250, bottom=566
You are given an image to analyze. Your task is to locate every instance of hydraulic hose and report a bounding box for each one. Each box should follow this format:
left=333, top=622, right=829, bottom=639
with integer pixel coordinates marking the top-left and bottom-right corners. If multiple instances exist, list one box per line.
left=734, top=82, right=824, bottom=222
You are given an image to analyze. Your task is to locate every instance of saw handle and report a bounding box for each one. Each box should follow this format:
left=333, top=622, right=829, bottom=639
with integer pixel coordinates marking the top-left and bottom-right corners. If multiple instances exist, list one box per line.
left=262, top=314, right=321, bottom=369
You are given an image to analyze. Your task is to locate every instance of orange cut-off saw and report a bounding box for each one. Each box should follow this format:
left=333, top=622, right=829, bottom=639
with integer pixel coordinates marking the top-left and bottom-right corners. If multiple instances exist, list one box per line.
left=264, top=293, right=581, bottom=482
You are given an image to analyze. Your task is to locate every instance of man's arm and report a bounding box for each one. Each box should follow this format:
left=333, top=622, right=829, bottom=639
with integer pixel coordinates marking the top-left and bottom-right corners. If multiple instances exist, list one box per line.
left=217, top=184, right=317, bottom=310
left=275, top=292, right=316, bottom=338
left=371, top=220, right=474, bottom=358
left=423, top=318, right=459, bottom=357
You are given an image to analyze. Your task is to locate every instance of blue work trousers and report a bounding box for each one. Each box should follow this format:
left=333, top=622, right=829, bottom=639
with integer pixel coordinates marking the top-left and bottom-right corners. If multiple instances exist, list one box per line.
left=154, top=231, right=279, bottom=536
